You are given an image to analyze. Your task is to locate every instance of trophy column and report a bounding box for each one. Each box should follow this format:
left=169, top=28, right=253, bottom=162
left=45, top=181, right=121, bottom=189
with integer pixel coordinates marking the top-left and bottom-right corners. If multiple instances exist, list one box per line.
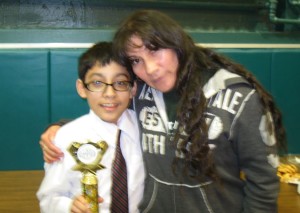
left=68, top=141, right=108, bottom=213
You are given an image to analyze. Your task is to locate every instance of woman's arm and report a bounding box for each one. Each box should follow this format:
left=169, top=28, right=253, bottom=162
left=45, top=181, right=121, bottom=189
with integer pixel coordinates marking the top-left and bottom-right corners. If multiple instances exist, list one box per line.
left=39, top=119, right=71, bottom=162
left=232, top=91, right=279, bottom=212
left=39, top=125, right=63, bottom=163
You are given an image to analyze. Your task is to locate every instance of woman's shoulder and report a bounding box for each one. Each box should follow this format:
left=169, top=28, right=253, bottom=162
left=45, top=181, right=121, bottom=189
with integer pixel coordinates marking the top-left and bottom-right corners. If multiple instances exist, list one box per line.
left=204, top=69, right=253, bottom=98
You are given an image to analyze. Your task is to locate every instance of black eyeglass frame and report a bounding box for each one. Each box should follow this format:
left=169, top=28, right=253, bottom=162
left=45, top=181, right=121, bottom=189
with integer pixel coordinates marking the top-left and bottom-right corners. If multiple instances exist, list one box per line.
left=83, top=80, right=134, bottom=92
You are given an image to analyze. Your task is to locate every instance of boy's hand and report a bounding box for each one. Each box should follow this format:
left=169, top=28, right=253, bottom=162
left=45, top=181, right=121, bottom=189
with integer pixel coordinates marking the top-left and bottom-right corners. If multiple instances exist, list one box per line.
left=71, top=196, right=104, bottom=213
left=39, top=125, right=63, bottom=163
left=71, top=196, right=91, bottom=213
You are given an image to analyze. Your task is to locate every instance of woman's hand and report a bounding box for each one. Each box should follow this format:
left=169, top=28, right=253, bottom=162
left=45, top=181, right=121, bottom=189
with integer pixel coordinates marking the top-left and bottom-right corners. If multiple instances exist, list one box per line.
left=39, top=125, right=64, bottom=163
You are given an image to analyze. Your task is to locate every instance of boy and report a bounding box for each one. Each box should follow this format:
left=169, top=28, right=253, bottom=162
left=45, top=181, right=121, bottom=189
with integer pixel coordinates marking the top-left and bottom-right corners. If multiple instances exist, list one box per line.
left=37, top=42, right=145, bottom=213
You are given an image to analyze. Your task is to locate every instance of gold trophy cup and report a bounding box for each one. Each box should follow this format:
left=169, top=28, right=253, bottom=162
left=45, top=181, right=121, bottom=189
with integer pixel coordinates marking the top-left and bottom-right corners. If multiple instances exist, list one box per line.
left=68, top=141, right=108, bottom=213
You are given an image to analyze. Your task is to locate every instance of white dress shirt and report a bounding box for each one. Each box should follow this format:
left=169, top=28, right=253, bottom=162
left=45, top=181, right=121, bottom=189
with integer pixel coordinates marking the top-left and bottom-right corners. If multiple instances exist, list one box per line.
left=37, top=110, right=145, bottom=213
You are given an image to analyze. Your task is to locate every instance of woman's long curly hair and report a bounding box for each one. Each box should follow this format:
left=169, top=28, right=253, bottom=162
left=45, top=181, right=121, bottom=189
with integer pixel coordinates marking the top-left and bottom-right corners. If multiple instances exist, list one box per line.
left=113, top=10, right=287, bottom=181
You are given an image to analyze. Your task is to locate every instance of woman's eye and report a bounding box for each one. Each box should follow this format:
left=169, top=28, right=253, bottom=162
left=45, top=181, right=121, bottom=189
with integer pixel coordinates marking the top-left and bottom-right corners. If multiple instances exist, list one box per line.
left=129, top=58, right=140, bottom=65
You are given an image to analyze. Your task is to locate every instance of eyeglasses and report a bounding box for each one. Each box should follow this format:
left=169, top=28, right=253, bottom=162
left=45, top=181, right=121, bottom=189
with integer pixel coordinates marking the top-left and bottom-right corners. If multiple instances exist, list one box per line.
left=83, top=80, right=133, bottom=92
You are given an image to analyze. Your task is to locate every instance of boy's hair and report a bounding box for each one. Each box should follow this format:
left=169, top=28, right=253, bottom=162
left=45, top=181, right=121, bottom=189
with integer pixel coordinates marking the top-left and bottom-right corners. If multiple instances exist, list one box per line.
left=78, top=41, right=135, bottom=81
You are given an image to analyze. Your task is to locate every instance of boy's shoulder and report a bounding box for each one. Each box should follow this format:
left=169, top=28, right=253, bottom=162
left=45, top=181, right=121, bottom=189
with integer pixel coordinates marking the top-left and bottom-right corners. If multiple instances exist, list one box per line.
left=60, top=114, right=90, bottom=132
left=54, top=114, right=91, bottom=147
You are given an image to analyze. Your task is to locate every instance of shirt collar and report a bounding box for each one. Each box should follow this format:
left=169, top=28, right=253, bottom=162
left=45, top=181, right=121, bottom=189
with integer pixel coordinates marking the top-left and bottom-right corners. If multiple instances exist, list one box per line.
left=88, top=109, right=138, bottom=144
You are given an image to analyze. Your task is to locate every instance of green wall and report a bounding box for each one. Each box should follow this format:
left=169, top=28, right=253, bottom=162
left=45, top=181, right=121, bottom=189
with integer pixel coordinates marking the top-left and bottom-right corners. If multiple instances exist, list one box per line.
left=0, top=0, right=299, bottom=170
left=0, top=50, right=48, bottom=170
left=0, top=48, right=299, bottom=170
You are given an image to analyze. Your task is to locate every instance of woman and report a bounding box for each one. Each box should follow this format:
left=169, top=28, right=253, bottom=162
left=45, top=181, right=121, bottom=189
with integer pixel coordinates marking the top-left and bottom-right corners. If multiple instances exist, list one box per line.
left=41, top=10, right=286, bottom=213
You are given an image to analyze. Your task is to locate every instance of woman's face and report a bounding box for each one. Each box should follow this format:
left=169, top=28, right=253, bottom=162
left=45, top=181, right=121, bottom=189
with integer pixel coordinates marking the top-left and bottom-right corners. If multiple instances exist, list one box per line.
left=126, top=35, right=179, bottom=92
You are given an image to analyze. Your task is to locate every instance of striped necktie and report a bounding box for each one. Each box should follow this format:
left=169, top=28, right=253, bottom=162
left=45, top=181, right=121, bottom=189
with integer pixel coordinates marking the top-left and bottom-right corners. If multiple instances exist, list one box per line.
left=110, top=129, right=129, bottom=213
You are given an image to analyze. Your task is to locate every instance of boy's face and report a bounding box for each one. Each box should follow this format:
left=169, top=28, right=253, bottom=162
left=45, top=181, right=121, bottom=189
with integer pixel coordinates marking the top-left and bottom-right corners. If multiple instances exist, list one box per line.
left=76, top=61, right=136, bottom=124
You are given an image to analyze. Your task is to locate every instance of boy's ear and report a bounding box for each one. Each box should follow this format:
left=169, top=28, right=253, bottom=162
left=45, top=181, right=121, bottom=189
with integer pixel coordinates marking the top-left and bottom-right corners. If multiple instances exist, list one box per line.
left=76, top=79, right=87, bottom=99
left=130, top=81, right=137, bottom=98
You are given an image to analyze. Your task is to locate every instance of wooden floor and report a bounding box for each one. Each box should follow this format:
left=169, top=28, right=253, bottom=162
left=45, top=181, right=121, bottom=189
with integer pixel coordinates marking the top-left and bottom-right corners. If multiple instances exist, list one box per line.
left=0, top=171, right=42, bottom=213
left=0, top=170, right=299, bottom=212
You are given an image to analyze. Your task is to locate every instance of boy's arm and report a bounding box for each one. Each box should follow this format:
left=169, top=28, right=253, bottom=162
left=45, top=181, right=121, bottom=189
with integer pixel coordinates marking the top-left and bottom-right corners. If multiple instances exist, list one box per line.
left=37, top=161, right=74, bottom=213
left=39, top=119, right=71, bottom=163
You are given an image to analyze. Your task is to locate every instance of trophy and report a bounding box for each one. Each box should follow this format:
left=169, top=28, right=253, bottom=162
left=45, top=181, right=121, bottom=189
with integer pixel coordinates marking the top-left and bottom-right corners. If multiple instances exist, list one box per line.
left=68, top=141, right=108, bottom=213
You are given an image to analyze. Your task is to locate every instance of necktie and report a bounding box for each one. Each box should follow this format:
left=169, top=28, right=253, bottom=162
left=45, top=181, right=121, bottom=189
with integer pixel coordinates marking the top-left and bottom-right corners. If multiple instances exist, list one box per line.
left=110, top=129, right=129, bottom=213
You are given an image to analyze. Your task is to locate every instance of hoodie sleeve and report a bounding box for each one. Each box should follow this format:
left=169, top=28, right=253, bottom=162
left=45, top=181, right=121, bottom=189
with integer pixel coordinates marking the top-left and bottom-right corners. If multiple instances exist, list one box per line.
left=231, top=89, right=279, bottom=213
